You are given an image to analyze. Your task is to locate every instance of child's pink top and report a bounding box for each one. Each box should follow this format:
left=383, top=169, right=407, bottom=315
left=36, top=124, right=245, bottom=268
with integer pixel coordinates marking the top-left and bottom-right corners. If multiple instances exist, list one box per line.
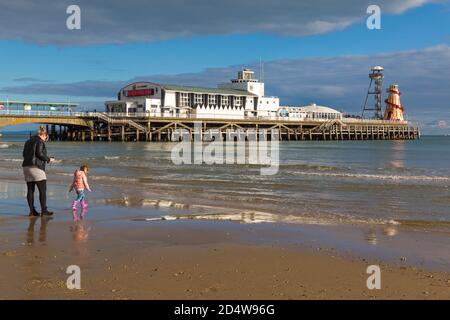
left=72, top=170, right=90, bottom=191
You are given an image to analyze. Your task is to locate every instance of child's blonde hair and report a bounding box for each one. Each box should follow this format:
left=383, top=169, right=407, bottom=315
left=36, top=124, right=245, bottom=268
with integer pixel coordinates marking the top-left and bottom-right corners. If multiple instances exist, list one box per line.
left=80, top=164, right=89, bottom=172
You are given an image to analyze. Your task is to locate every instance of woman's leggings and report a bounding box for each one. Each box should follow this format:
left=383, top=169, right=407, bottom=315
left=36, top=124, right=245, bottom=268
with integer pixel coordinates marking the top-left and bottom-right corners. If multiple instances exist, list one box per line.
left=26, top=180, right=47, bottom=212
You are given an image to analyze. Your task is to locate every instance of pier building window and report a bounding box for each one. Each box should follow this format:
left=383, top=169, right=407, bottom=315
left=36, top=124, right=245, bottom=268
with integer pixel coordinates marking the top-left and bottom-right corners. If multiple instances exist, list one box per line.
left=194, top=94, right=204, bottom=105
left=208, top=95, right=217, bottom=106
left=221, top=96, right=229, bottom=107
left=179, top=92, right=190, bottom=107
left=234, top=96, right=242, bottom=107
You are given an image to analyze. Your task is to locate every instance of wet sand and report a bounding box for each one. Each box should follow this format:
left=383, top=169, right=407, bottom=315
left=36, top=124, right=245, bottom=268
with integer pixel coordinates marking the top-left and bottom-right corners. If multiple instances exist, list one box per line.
left=0, top=212, right=449, bottom=300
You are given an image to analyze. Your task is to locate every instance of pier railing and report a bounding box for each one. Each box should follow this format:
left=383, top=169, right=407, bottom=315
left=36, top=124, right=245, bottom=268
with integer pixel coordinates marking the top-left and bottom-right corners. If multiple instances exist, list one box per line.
left=0, top=109, right=409, bottom=125
left=95, top=112, right=147, bottom=132
left=0, top=109, right=87, bottom=117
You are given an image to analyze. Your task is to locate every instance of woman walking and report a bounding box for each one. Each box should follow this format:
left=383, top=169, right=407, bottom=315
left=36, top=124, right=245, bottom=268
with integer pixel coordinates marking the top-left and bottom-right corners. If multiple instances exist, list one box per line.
left=22, top=126, right=55, bottom=216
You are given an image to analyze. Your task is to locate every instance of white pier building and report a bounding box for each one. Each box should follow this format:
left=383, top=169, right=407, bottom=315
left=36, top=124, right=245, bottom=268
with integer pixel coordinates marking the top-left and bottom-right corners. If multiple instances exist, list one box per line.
left=105, top=69, right=342, bottom=121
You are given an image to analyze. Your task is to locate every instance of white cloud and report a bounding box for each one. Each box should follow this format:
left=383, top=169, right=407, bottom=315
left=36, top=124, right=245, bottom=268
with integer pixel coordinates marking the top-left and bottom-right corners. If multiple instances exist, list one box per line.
left=0, top=0, right=437, bottom=45
left=438, top=120, right=448, bottom=128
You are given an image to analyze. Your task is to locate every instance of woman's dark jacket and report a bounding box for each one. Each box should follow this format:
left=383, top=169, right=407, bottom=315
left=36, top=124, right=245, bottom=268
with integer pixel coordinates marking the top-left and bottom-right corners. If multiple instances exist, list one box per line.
left=22, top=136, right=51, bottom=171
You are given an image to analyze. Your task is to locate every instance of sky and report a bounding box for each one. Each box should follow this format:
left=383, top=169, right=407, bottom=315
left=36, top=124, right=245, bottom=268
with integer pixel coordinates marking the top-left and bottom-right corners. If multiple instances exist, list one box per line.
left=0, top=0, right=449, bottom=133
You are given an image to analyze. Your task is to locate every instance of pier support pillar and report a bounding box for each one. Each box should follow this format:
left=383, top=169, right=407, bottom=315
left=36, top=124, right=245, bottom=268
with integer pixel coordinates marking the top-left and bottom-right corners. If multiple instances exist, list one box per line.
left=51, top=125, right=56, bottom=141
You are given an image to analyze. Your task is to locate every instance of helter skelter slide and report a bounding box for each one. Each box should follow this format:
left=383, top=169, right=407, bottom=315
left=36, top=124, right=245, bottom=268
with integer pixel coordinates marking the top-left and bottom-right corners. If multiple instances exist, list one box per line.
left=384, top=84, right=405, bottom=121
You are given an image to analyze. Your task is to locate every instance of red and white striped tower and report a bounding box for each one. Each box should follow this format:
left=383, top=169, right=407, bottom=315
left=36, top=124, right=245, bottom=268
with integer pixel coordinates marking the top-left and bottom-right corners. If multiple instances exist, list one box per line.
left=384, top=84, right=404, bottom=121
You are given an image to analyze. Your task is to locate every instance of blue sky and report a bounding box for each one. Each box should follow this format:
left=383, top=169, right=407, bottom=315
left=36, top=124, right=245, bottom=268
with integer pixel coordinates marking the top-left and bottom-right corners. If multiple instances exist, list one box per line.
left=0, top=0, right=449, bottom=133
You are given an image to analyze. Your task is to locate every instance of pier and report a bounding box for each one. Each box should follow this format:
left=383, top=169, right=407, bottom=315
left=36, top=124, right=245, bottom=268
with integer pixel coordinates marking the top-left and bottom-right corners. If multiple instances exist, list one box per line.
left=0, top=110, right=420, bottom=142
left=0, top=67, right=421, bottom=142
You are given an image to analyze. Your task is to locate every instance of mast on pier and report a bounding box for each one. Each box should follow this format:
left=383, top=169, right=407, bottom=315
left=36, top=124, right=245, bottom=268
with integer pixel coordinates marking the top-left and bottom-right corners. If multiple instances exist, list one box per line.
left=362, top=66, right=384, bottom=119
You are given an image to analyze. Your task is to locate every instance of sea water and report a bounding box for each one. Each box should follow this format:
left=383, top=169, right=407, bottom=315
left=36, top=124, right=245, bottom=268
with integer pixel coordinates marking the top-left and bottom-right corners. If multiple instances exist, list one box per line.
left=1, top=134, right=449, bottom=227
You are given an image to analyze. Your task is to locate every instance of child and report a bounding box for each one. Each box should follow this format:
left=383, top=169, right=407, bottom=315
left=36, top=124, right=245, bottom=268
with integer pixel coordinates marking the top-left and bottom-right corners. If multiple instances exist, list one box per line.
left=69, top=164, right=92, bottom=220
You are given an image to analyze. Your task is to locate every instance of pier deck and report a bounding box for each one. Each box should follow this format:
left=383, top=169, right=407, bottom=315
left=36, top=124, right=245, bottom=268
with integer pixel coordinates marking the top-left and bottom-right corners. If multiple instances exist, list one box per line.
left=0, top=110, right=420, bottom=142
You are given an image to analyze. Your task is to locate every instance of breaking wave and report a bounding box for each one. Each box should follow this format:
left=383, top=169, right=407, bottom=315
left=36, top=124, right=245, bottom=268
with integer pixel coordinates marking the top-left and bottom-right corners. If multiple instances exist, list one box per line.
left=3, top=158, right=22, bottom=162
left=291, top=171, right=450, bottom=182
left=104, top=156, right=120, bottom=160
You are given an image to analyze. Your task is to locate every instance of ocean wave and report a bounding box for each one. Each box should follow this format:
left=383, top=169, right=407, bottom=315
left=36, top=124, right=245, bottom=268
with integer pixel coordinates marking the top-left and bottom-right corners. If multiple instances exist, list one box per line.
left=291, top=171, right=450, bottom=182
left=280, top=163, right=344, bottom=172
left=55, top=172, right=73, bottom=177
left=91, top=175, right=138, bottom=183
left=3, top=158, right=22, bottom=162
left=55, top=172, right=138, bottom=183
left=104, top=156, right=120, bottom=160
left=0, top=143, right=21, bottom=149
left=395, top=219, right=450, bottom=228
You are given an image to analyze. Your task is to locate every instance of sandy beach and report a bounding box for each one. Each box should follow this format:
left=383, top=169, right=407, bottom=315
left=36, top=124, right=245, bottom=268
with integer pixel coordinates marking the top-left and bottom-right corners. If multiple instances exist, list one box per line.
left=0, top=202, right=449, bottom=300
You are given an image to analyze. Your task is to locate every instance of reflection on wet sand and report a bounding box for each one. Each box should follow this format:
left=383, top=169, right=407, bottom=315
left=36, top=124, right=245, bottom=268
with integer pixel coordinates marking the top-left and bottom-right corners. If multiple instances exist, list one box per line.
left=365, top=229, right=378, bottom=245
left=383, top=225, right=398, bottom=236
left=133, top=211, right=338, bottom=226
left=69, top=219, right=92, bottom=260
left=365, top=225, right=399, bottom=245
left=0, top=182, right=26, bottom=200
left=133, top=211, right=401, bottom=228
left=26, top=217, right=52, bottom=245
left=70, top=221, right=90, bottom=242
left=70, top=208, right=91, bottom=242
